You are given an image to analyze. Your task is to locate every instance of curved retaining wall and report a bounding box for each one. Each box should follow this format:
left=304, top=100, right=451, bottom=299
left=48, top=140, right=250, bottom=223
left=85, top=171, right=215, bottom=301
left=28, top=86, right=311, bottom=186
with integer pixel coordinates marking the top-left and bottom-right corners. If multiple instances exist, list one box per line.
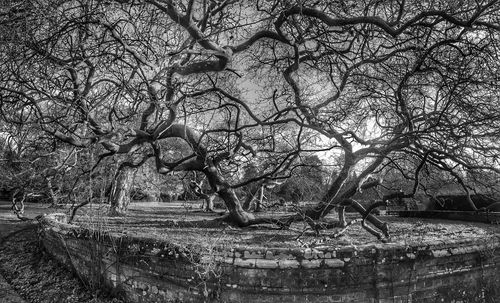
left=39, top=214, right=500, bottom=303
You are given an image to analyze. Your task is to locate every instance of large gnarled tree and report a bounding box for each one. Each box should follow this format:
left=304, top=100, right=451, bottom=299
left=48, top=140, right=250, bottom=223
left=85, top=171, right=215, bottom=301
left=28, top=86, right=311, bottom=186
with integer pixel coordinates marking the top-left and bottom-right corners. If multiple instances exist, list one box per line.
left=2, top=0, right=500, bottom=239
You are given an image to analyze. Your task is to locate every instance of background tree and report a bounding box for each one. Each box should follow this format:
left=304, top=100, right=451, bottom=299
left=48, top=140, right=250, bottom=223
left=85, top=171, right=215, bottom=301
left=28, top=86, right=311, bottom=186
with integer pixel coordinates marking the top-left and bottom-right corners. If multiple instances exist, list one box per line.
left=276, top=154, right=327, bottom=204
left=0, top=121, right=81, bottom=216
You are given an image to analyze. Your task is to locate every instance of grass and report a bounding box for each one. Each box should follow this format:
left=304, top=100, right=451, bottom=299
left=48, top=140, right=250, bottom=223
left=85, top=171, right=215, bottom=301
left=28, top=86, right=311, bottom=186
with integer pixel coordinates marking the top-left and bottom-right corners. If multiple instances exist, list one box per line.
left=72, top=201, right=500, bottom=249
left=1, top=200, right=499, bottom=303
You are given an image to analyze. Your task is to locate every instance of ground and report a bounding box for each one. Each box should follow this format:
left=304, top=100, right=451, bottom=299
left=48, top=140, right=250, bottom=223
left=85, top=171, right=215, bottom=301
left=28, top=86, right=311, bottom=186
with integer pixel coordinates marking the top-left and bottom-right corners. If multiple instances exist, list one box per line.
left=0, top=201, right=123, bottom=303
left=1, top=200, right=500, bottom=303
left=75, top=201, right=500, bottom=249
left=0, top=212, right=28, bottom=303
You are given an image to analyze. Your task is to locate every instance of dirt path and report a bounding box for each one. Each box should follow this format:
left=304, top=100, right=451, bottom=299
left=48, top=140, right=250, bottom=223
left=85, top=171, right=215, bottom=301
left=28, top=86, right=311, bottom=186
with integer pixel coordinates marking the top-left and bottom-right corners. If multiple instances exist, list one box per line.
left=0, top=201, right=33, bottom=303
left=0, top=274, right=26, bottom=303
left=0, top=200, right=61, bottom=303
left=0, top=201, right=123, bottom=303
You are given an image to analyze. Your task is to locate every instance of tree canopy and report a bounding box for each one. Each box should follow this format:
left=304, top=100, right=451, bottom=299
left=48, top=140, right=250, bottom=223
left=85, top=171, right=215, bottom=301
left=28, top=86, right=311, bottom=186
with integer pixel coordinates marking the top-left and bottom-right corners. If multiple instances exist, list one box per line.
left=1, top=0, right=500, bottom=239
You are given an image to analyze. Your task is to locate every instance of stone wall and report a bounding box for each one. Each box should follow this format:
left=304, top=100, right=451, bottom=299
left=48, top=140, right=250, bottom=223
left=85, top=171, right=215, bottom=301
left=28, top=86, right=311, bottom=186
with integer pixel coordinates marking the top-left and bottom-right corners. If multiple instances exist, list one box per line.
left=39, top=214, right=500, bottom=303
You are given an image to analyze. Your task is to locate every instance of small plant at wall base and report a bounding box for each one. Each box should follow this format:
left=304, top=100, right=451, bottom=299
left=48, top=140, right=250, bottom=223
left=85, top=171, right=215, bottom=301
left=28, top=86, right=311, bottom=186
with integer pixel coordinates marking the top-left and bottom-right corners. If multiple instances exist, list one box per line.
left=180, top=229, right=234, bottom=301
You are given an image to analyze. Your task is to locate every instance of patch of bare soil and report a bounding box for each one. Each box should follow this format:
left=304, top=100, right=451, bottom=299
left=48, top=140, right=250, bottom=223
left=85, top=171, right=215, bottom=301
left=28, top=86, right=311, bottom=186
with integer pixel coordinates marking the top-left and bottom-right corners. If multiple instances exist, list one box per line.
left=0, top=225, right=123, bottom=303
left=74, top=202, right=500, bottom=249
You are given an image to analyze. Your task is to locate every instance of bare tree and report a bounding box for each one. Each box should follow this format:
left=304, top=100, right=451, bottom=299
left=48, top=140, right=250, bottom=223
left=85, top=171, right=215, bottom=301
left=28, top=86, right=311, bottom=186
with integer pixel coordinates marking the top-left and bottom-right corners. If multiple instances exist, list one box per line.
left=2, top=0, right=500, bottom=239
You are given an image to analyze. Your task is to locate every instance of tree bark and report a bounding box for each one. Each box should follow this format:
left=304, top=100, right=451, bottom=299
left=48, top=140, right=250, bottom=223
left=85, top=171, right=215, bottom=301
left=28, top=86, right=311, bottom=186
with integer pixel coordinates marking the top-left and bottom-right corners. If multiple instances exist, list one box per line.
left=202, top=194, right=215, bottom=212
left=289, top=155, right=393, bottom=238
left=150, top=124, right=255, bottom=225
left=109, top=166, right=135, bottom=216
left=203, top=164, right=254, bottom=226
left=242, top=185, right=260, bottom=211
left=254, top=186, right=265, bottom=212
left=46, top=177, right=58, bottom=206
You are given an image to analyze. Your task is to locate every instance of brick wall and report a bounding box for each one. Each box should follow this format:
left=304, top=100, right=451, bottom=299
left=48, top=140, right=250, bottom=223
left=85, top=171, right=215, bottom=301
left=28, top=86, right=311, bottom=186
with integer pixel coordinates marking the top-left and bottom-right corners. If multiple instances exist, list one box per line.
left=39, top=214, right=500, bottom=303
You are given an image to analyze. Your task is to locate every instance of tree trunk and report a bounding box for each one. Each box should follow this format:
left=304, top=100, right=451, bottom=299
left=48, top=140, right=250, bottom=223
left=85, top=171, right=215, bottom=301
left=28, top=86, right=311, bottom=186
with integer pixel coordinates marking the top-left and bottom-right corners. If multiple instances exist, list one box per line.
left=203, top=194, right=215, bottom=212
left=242, top=185, right=260, bottom=211
left=300, top=156, right=391, bottom=238
left=46, top=177, right=58, bottom=206
left=254, top=186, right=265, bottom=212
left=203, top=165, right=254, bottom=226
left=109, top=166, right=135, bottom=216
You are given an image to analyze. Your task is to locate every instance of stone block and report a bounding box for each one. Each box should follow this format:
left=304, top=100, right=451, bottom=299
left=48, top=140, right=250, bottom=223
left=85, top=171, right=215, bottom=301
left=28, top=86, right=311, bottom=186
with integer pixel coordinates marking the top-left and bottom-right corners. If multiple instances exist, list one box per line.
left=255, top=259, right=279, bottom=269
left=234, top=258, right=256, bottom=268
left=278, top=259, right=300, bottom=269
left=324, top=259, right=345, bottom=268
left=244, top=250, right=264, bottom=259
left=301, top=259, right=321, bottom=269
left=431, top=249, right=451, bottom=258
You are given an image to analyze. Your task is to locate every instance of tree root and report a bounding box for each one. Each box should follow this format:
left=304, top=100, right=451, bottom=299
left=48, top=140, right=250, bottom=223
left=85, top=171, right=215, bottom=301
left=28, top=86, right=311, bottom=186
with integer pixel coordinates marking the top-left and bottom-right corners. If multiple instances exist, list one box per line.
left=332, top=218, right=363, bottom=238
left=361, top=200, right=390, bottom=240
left=13, top=212, right=32, bottom=222
left=282, top=199, right=391, bottom=242
left=11, top=195, right=32, bottom=221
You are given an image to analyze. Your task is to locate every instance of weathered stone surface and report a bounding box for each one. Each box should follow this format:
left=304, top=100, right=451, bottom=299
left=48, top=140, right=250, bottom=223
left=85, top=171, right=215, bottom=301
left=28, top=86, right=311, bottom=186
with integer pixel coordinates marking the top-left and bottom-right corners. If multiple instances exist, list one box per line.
left=233, top=258, right=255, bottom=268
left=278, top=260, right=300, bottom=269
left=255, top=259, right=279, bottom=269
left=324, top=259, right=345, bottom=268
left=300, top=259, right=322, bottom=269
left=39, top=213, right=500, bottom=303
